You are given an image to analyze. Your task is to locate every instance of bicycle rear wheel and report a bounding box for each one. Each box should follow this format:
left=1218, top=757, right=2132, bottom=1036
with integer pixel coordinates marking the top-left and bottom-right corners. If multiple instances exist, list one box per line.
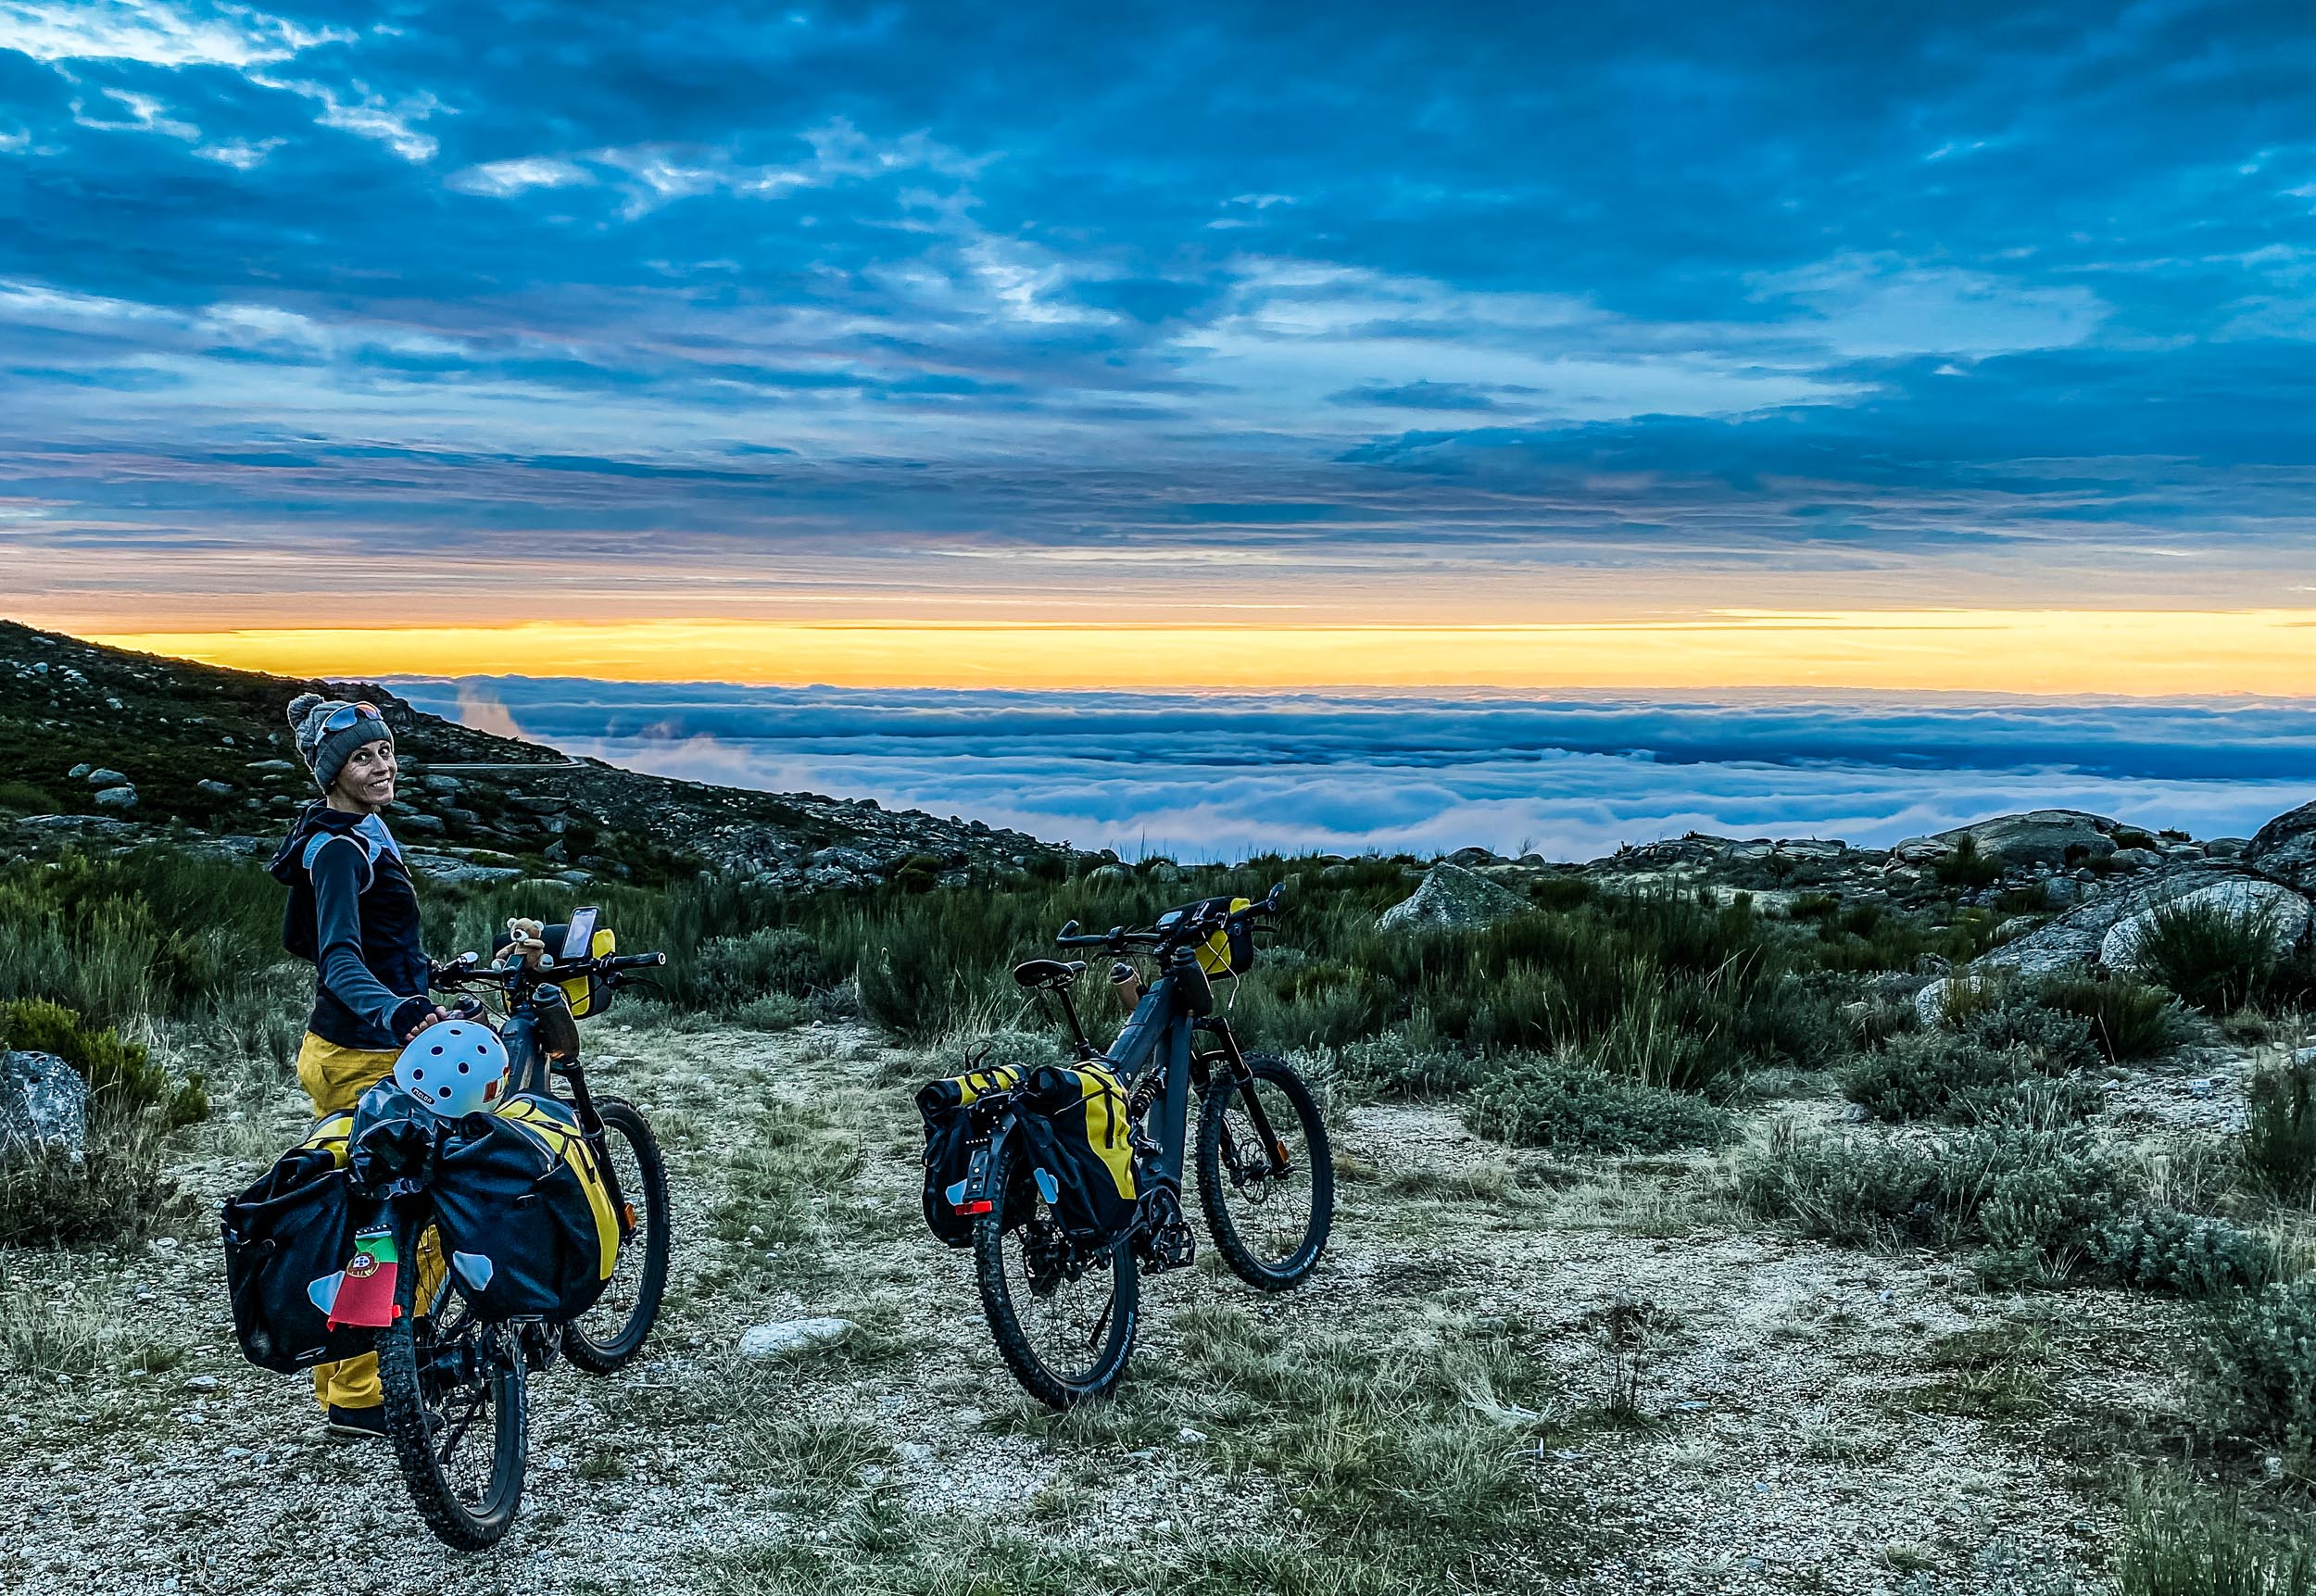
left=972, top=1128, right=1139, bottom=1408
left=562, top=1096, right=671, bottom=1375
left=376, top=1250, right=528, bottom=1551
left=1196, top=1053, right=1333, bottom=1289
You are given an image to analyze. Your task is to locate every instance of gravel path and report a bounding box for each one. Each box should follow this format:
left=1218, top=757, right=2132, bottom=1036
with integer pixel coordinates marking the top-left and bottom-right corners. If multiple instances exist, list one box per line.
left=0, top=1020, right=2179, bottom=1594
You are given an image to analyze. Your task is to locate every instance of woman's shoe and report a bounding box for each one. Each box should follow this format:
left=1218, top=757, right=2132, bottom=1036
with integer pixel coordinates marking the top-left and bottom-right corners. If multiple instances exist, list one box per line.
left=324, top=1403, right=389, bottom=1439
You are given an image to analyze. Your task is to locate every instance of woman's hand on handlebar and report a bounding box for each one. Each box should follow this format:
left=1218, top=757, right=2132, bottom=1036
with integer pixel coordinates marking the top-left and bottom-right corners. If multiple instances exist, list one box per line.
left=398, top=1003, right=456, bottom=1043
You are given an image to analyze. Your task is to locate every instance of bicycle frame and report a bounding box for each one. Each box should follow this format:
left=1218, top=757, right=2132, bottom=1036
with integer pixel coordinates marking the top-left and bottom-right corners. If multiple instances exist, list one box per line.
left=953, top=955, right=1290, bottom=1253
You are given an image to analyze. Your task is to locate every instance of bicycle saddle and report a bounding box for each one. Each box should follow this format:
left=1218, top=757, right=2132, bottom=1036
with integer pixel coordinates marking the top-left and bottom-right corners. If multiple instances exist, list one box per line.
left=1013, top=959, right=1086, bottom=991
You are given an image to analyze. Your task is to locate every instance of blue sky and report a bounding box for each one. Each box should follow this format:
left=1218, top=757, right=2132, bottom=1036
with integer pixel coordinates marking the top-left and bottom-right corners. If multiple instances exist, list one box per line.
left=4, top=2, right=2316, bottom=640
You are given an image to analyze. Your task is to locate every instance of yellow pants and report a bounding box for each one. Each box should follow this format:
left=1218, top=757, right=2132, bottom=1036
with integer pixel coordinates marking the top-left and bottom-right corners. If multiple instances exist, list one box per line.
left=296, top=1034, right=445, bottom=1412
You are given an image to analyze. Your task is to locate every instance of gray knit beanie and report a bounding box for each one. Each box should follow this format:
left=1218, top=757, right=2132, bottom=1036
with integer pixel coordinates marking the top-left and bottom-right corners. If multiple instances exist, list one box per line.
left=286, top=692, right=395, bottom=792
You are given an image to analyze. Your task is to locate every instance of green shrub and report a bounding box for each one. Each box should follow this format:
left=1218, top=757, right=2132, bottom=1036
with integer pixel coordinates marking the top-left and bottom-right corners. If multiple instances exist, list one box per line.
left=1467, top=1052, right=1735, bottom=1154
left=2130, top=900, right=2308, bottom=1014
left=2115, top=1482, right=2316, bottom=1596
left=0, top=1115, right=189, bottom=1248
left=2036, top=974, right=2190, bottom=1061
left=1934, top=836, right=2003, bottom=889
left=928, top=1027, right=1068, bottom=1081
left=2199, top=1277, right=2316, bottom=1476
left=732, top=993, right=811, bottom=1032
left=1328, top=1031, right=1485, bottom=1100
left=1958, top=995, right=2100, bottom=1070
left=0, top=1003, right=198, bottom=1248
left=694, top=928, right=837, bottom=1003
left=0, top=999, right=206, bottom=1128
left=1842, top=1034, right=2100, bottom=1125
left=2089, top=1212, right=2274, bottom=1299
left=1736, top=1121, right=1954, bottom=1248
left=2243, top=1056, right=2316, bottom=1205
left=1739, top=1121, right=2132, bottom=1279
left=0, top=848, right=283, bottom=1025
left=1842, top=996, right=2099, bottom=1125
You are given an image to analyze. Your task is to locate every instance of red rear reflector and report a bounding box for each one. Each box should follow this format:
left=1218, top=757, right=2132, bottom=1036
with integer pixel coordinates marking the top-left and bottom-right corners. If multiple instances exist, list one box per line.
left=955, top=1200, right=995, bottom=1215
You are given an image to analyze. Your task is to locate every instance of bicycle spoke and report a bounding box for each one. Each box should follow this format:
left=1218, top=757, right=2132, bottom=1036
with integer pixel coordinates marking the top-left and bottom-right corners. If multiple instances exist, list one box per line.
left=1005, top=1210, right=1116, bottom=1381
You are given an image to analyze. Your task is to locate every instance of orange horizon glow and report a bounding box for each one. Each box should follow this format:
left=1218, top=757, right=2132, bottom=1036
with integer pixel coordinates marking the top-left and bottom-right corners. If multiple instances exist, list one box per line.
left=84, top=609, right=2316, bottom=697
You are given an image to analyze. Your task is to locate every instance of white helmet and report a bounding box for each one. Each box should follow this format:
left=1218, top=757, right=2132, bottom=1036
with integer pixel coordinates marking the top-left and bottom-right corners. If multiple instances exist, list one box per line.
left=393, top=1022, right=510, bottom=1118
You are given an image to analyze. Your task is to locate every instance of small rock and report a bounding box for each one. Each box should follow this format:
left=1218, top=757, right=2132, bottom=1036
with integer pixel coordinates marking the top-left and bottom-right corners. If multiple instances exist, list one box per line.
left=736, top=1317, right=858, bottom=1359
left=183, top=1376, right=217, bottom=1392
left=1178, top=1426, right=1206, bottom=1444
left=84, top=766, right=127, bottom=785
left=0, top=1050, right=88, bottom=1164
left=67, top=761, right=89, bottom=778
left=93, top=784, right=139, bottom=810
left=195, top=778, right=234, bottom=797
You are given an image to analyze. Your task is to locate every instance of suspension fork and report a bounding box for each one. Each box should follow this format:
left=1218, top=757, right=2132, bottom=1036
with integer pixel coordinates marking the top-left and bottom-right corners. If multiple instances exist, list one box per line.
left=1196, top=1018, right=1293, bottom=1178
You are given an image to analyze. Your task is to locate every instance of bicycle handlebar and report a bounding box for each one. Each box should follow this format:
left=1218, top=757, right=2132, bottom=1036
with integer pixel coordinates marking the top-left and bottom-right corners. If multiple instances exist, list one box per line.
left=1052, top=882, right=1286, bottom=954
left=430, top=949, right=667, bottom=987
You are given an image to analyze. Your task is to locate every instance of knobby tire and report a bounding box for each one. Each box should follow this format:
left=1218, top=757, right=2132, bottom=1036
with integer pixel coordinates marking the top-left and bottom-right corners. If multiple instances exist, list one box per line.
left=972, top=1129, right=1139, bottom=1409
left=1196, top=1052, right=1334, bottom=1289
left=561, top=1096, right=671, bottom=1375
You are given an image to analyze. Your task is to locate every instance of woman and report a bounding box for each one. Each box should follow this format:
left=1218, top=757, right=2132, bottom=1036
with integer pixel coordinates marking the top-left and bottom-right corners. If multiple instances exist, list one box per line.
left=266, top=693, right=448, bottom=1438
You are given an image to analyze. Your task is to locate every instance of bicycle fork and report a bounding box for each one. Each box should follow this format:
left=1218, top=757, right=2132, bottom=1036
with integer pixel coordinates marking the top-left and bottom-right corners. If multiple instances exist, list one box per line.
left=1196, top=1020, right=1294, bottom=1179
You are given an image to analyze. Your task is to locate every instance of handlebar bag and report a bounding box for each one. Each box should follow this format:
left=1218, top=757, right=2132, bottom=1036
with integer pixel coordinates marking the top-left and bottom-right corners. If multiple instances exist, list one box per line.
left=1014, top=1063, right=1139, bottom=1244
left=492, top=922, right=618, bottom=1017
left=428, top=1094, right=619, bottom=1321
left=913, top=1064, right=1026, bottom=1247
left=220, top=1113, right=365, bottom=1373
left=1174, top=897, right=1256, bottom=977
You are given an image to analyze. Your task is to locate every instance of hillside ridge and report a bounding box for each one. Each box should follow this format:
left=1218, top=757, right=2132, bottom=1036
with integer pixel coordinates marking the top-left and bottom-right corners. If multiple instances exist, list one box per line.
left=0, top=620, right=1062, bottom=891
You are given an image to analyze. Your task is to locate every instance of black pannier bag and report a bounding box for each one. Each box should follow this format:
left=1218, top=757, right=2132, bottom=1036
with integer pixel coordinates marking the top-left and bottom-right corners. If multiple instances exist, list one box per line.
left=914, top=1064, right=1026, bottom=1247
left=428, top=1095, right=619, bottom=1322
left=220, top=1113, right=363, bottom=1373
left=1013, top=1063, right=1139, bottom=1243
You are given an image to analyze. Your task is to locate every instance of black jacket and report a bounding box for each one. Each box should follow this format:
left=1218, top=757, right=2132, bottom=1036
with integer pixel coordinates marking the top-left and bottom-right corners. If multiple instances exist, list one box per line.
left=269, top=804, right=429, bottom=1050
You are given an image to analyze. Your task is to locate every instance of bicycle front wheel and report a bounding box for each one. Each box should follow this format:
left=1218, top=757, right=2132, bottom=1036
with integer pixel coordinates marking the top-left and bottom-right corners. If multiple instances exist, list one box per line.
left=562, top=1096, right=671, bottom=1375
left=376, top=1251, right=528, bottom=1551
left=972, top=1128, right=1139, bottom=1409
left=1196, top=1053, right=1333, bottom=1289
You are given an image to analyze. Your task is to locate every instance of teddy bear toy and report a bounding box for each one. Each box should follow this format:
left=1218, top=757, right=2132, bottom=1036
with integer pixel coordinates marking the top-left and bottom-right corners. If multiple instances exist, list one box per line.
left=498, top=916, right=552, bottom=972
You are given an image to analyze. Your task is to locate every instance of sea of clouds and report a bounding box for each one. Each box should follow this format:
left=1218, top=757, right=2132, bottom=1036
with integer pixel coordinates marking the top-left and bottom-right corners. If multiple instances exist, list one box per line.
left=389, top=680, right=2316, bottom=863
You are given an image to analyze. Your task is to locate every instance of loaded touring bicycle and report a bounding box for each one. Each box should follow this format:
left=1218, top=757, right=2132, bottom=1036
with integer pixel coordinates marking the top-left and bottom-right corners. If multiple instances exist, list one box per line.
left=919, top=886, right=1337, bottom=1406
left=222, top=910, right=673, bottom=1551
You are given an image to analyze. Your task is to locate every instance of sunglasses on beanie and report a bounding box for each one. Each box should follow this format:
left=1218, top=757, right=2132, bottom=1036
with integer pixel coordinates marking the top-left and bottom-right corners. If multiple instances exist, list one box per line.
left=322, top=702, right=385, bottom=734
